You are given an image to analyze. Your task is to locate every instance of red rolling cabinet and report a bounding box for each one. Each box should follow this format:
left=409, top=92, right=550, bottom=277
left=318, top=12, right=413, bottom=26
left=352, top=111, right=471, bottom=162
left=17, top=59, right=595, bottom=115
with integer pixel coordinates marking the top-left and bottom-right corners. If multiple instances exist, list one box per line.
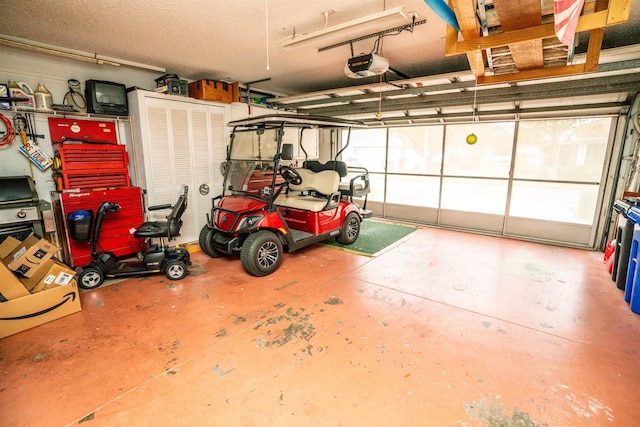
left=53, top=187, right=146, bottom=267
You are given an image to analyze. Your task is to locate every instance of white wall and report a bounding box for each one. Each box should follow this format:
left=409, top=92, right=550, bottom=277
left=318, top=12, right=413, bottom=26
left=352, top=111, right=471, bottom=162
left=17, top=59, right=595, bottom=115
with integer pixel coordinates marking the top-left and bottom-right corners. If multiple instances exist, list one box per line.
left=0, top=44, right=162, bottom=203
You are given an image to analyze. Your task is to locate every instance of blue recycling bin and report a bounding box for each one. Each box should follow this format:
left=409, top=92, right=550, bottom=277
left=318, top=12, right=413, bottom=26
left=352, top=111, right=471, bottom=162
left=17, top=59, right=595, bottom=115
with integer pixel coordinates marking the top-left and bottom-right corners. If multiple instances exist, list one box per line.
left=623, top=207, right=640, bottom=314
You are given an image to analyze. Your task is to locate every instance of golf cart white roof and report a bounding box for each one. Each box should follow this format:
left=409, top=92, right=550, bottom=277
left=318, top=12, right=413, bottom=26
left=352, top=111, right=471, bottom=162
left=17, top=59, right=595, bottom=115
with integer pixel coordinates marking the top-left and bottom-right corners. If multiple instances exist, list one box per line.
left=227, top=113, right=365, bottom=129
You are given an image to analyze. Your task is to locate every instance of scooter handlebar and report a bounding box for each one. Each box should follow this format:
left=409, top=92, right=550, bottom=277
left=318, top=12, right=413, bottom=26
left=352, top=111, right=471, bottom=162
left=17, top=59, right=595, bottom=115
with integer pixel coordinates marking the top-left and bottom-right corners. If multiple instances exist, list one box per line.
left=105, top=202, right=121, bottom=212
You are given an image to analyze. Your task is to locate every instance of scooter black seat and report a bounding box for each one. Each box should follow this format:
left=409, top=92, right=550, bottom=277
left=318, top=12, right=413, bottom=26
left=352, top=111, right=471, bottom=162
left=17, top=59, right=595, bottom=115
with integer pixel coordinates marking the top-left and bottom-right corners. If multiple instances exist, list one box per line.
left=134, top=189, right=188, bottom=240
left=134, top=221, right=176, bottom=238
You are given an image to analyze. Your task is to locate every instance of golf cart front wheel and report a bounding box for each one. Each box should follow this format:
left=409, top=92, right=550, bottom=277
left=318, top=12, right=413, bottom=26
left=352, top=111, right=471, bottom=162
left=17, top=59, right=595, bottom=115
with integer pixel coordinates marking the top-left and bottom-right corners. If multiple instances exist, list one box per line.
left=199, top=225, right=223, bottom=258
left=78, top=266, right=105, bottom=289
left=240, top=230, right=283, bottom=276
left=165, top=260, right=188, bottom=280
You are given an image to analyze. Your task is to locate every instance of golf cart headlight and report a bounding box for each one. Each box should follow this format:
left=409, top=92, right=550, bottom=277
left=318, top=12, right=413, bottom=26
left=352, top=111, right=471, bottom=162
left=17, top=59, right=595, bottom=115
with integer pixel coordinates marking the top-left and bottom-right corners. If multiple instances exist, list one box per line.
left=236, top=214, right=264, bottom=231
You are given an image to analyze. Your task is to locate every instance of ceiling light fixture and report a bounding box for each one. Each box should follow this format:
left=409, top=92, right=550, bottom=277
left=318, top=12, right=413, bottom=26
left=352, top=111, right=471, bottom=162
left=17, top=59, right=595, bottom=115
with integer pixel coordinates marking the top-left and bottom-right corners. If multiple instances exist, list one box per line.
left=319, top=14, right=425, bottom=53
left=0, top=34, right=167, bottom=73
left=278, top=6, right=411, bottom=51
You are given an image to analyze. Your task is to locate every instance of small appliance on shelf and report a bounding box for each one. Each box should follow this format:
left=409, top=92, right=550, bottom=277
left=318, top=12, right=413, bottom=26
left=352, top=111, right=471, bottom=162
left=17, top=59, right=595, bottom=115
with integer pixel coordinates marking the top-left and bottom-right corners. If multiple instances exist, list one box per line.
left=154, top=74, right=188, bottom=97
left=84, top=80, right=129, bottom=116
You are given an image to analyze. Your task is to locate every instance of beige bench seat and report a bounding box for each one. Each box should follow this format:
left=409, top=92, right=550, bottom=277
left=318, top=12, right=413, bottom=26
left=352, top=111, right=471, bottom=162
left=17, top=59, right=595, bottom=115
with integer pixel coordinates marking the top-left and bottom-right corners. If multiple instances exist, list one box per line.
left=275, top=168, right=340, bottom=212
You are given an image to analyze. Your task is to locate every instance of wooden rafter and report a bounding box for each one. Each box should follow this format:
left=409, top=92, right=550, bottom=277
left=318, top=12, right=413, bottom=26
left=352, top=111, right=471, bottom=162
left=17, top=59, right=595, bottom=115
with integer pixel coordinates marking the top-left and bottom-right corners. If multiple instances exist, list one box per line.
left=449, top=0, right=485, bottom=77
left=446, top=0, right=631, bottom=84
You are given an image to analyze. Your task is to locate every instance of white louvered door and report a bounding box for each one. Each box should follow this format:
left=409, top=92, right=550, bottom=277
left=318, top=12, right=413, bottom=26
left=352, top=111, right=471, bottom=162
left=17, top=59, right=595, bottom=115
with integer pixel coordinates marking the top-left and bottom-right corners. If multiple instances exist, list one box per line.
left=129, top=91, right=227, bottom=245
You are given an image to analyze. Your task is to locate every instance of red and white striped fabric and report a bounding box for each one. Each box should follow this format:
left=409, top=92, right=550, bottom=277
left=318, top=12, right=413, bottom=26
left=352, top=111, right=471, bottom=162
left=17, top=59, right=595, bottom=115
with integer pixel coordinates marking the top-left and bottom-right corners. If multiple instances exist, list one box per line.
left=554, top=0, right=586, bottom=46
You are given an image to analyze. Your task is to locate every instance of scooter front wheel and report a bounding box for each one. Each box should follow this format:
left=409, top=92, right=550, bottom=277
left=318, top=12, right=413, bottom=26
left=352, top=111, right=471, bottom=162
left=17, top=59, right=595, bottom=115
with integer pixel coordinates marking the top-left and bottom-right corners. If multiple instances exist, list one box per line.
left=165, top=260, right=188, bottom=280
left=78, top=266, right=105, bottom=289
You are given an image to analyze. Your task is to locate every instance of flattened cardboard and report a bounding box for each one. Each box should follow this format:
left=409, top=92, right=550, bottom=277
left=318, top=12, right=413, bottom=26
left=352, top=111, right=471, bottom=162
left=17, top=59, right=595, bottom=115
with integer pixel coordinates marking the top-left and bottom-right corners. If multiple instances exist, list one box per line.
left=0, top=280, right=81, bottom=339
left=1, top=234, right=39, bottom=262
left=0, top=235, right=21, bottom=259
left=0, top=262, right=30, bottom=300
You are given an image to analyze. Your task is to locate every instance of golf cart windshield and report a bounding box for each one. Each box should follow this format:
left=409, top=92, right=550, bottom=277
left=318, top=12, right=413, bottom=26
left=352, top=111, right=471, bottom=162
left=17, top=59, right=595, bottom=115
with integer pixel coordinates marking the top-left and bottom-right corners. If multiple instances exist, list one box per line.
left=224, top=129, right=281, bottom=197
left=224, top=160, right=279, bottom=197
left=223, top=114, right=367, bottom=199
left=230, top=128, right=279, bottom=160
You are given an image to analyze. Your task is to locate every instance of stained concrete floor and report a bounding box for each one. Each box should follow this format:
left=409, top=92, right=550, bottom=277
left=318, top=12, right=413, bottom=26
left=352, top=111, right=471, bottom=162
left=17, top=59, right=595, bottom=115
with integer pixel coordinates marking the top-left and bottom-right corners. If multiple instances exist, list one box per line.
left=1, top=226, right=639, bottom=426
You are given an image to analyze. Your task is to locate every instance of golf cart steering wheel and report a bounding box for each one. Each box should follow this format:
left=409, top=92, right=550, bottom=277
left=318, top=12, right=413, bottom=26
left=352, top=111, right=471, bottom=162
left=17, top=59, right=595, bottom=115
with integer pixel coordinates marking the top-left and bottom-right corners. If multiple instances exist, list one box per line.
left=279, top=165, right=302, bottom=185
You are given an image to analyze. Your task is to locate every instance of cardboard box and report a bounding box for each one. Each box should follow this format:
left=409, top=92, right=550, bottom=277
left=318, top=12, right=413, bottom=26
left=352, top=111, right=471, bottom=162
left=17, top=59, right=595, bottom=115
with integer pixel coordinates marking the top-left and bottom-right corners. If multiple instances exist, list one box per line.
left=23, top=258, right=77, bottom=293
left=3, top=234, right=59, bottom=278
left=0, top=235, right=81, bottom=339
left=189, top=80, right=239, bottom=103
left=0, top=280, right=81, bottom=339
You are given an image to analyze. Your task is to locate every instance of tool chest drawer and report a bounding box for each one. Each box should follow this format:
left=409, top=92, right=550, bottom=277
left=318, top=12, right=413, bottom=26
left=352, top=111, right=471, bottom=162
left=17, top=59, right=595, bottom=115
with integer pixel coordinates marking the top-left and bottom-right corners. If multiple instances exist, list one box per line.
left=56, top=144, right=130, bottom=190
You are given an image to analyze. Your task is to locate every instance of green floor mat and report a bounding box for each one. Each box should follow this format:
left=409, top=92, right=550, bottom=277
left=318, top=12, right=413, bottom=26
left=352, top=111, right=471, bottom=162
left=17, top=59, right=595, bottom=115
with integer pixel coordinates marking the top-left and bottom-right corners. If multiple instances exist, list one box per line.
left=322, top=219, right=418, bottom=256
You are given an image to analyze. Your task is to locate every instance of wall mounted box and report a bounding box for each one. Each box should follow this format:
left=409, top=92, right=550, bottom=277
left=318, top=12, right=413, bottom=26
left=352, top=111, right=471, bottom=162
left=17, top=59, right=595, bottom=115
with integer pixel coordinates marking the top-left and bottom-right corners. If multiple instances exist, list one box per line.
left=48, top=118, right=118, bottom=144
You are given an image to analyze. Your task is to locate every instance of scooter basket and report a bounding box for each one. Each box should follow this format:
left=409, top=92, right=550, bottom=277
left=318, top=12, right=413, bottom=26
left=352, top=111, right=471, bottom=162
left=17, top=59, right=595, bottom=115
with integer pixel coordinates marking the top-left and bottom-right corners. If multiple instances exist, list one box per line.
left=67, top=210, right=92, bottom=241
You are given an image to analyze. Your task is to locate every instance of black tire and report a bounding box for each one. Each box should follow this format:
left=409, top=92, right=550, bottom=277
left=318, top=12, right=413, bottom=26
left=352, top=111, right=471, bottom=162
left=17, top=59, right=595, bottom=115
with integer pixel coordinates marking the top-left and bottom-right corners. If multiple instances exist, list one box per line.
left=165, top=260, right=188, bottom=280
left=240, top=230, right=283, bottom=276
left=199, top=225, right=222, bottom=258
left=336, top=212, right=360, bottom=245
left=78, top=266, right=104, bottom=289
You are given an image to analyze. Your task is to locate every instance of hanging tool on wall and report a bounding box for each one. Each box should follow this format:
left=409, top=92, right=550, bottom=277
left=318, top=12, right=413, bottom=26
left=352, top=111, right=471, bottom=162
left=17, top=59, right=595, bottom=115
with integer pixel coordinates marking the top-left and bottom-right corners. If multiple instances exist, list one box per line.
left=13, top=113, right=34, bottom=176
left=13, top=112, right=53, bottom=172
left=0, top=112, right=15, bottom=146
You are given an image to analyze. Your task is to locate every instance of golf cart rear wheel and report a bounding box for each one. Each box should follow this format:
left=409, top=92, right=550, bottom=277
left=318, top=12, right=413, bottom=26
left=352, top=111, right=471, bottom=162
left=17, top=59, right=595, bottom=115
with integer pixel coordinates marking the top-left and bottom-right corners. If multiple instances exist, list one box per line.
left=240, top=230, right=283, bottom=276
left=165, top=260, right=188, bottom=280
left=199, top=225, right=223, bottom=258
left=78, top=266, right=104, bottom=289
left=337, top=212, right=361, bottom=245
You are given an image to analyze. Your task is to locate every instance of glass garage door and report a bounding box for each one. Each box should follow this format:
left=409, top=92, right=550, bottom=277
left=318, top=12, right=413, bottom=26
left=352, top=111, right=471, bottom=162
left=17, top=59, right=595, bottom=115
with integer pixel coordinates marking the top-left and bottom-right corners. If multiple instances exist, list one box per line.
left=341, top=117, right=613, bottom=247
left=439, top=122, right=515, bottom=232
left=505, top=118, right=611, bottom=244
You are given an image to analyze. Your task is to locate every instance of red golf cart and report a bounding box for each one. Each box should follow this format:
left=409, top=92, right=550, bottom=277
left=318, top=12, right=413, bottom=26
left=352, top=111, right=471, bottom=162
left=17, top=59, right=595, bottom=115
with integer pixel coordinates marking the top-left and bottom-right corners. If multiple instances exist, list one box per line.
left=199, top=114, right=371, bottom=276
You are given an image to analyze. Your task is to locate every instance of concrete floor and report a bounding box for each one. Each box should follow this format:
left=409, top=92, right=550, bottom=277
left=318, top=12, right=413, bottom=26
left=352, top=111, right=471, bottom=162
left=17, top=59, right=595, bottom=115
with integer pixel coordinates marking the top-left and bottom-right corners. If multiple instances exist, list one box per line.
left=1, top=225, right=639, bottom=426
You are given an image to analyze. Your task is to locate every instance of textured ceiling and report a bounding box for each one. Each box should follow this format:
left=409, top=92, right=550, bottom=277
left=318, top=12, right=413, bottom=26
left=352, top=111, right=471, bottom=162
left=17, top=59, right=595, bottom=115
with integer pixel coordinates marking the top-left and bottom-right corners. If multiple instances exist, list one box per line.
left=0, top=0, right=638, bottom=97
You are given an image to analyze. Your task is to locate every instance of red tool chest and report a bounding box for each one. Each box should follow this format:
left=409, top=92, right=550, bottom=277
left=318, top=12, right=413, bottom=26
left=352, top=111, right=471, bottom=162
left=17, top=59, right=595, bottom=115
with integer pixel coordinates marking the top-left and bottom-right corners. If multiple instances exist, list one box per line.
left=56, top=144, right=131, bottom=189
left=53, top=187, right=145, bottom=267
left=48, top=117, right=118, bottom=144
